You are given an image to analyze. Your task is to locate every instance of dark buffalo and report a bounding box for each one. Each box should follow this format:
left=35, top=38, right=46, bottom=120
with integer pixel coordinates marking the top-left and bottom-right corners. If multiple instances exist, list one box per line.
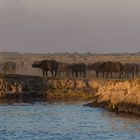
left=138, top=63, right=140, bottom=76
left=99, top=61, right=123, bottom=78
left=123, top=63, right=139, bottom=78
left=87, top=62, right=105, bottom=78
left=32, top=60, right=58, bottom=77
left=68, top=63, right=86, bottom=77
left=57, top=62, right=71, bottom=77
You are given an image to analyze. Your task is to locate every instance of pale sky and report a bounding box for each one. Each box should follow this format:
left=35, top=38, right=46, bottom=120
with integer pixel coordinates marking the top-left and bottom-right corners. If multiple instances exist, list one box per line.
left=0, top=0, right=140, bottom=53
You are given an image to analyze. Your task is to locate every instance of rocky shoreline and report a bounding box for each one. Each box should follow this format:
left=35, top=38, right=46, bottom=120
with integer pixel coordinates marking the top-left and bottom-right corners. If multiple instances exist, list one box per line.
left=0, top=74, right=140, bottom=115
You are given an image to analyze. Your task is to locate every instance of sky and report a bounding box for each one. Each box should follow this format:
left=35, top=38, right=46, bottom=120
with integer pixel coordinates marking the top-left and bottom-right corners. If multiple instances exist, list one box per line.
left=0, top=0, right=140, bottom=53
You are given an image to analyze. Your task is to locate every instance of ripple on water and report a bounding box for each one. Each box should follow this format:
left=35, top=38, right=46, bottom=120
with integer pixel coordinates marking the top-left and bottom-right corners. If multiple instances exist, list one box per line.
left=0, top=101, right=139, bottom=140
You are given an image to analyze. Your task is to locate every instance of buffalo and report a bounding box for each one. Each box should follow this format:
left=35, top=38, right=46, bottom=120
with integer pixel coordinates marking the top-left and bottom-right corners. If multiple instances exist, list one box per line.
left=98, top=61, right=123, bottom=78
left=87, top=62, right=105, bottom=78
left=32, top=60, right=58, bottom=77
left=68, top=63, right=86, bottom=77
left=123, top=63, right=139, bottom=78
left=57, top=62, right=71, bottom=77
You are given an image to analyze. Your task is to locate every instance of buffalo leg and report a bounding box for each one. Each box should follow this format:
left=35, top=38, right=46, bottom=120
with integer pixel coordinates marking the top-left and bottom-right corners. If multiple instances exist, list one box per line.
left=45, top=71, right=48, bottom=77
left=96, top=71, right=99, bottom=78
left=80, top=72, right=82, bottom=77
left=42, top=70, right=45, bottom=76
left=72, top=71, right=74, bottom=77
left=119, top=72, right=122, bottom=78
left=76, top=72, right=78, bottom=77
left=83, top=71, right=86, bottom=78
left=106, top=72, right=108, bottom=78
left=51, top=70, right=54, bottom=77
left=102, top=72, right=104, bottom=78
left=110, top=72, right=113, bottom=78
left=55, top=70, right=57, bottom=77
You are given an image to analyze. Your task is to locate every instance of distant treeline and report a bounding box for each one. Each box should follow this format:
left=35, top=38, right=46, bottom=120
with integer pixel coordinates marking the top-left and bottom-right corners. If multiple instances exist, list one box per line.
left=0, top=51, right=140, bottom=56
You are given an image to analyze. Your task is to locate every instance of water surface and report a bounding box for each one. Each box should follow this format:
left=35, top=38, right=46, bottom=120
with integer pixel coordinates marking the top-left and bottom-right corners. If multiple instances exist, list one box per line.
left=0, top=100, right=139, bottom=140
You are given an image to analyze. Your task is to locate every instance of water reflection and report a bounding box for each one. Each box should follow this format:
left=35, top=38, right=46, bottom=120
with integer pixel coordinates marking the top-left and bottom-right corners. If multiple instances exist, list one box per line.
left=102, top=111, right=140, bottom=134
left=0, top=97, right=88, bottom=105
left=0, top=98, right=44, bottom=105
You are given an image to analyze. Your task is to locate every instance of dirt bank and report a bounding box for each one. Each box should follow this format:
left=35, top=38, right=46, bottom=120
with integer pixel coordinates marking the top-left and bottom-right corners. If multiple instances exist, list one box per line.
left=0, top=74, right=140, bottom=115
left=0, top=75, right=103, bottom=100
left=46, top=78, right=140, bottom=115
left=45, top=78, right=104, bottom=100
left=0, top=75, right=99, bottom=99
left=87, top=79, right=140, bottom=115
left=0, top=74, right=45, bottom=98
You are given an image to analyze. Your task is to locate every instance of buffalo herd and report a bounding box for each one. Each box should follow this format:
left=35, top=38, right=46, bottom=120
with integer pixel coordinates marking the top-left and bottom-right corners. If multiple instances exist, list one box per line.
left=0, top=59, right=139, bottom=79
left=32, top=60, right=140, bottom=79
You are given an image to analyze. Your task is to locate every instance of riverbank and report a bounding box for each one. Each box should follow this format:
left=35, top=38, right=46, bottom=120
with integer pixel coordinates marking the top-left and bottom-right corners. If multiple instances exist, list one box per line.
left=46, top=78, right=140, bottom=115
left=86, top=78, right=140, bottom=115
left=0, top=74, right=97, bottom=100
left=45, top=78, right=102, bottom=100
left=0, top=74, right=140, bottom=115
left=0, top=74, right=45, bottom=98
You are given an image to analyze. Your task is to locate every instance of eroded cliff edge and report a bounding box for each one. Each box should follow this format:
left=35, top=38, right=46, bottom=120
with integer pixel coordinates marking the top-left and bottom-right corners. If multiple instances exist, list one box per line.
left=0, top=74, right=140, bottom=115
left=0, top=74, right=45, bottom=98
left=86, top=79, right=140, bottom=115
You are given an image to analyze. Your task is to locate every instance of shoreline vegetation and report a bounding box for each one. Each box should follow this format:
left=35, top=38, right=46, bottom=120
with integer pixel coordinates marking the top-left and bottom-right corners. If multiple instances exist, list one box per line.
left=0, top=74, right=140, bottom=116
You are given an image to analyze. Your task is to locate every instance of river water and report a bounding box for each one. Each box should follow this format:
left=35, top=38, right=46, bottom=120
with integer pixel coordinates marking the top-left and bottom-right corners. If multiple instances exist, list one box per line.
left=0, top=99, right=139, bottom=140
